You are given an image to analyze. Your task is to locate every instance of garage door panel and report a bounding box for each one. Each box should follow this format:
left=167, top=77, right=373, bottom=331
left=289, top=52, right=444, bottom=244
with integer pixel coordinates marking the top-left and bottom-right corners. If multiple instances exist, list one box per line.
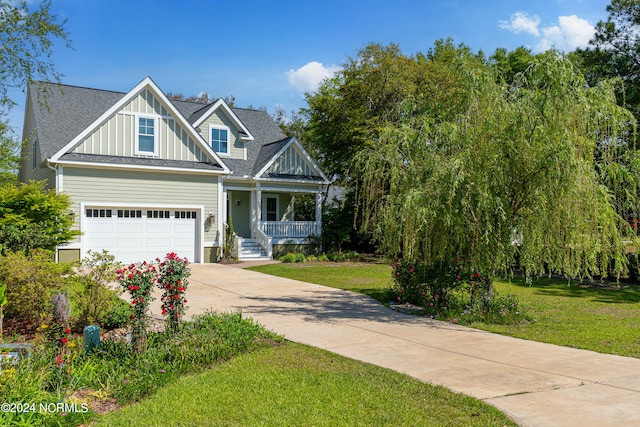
left=85, top=238, right=115, bottom=249
left=146, top=237, right=171, bottom=248
left=85, top=222, right=114, bottom=234
left=146, top=223, right=171, bottom=233
left=116, top=223, right=144, bottom=233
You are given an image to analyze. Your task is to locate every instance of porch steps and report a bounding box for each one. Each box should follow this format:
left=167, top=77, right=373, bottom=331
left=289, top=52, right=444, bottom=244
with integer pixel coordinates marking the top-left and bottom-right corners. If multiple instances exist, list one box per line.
left=238, top=239, right=270, bottom=261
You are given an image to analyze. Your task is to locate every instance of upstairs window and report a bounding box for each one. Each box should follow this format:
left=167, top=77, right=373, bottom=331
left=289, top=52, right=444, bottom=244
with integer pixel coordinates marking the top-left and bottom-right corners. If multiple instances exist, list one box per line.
left=210, top=125, right=229, bottom=155
left=136, top=116, right=157, bottom=156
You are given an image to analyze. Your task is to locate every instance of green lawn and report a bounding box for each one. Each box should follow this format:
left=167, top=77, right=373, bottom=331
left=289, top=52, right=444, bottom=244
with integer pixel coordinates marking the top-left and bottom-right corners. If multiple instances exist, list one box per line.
left=482, top=277, right=640, bottom=357
left=97, top=342, right=515, bottom=427
left=250, top=262, right=640, bottom=358
left=248, top=261, right=394, bottom=302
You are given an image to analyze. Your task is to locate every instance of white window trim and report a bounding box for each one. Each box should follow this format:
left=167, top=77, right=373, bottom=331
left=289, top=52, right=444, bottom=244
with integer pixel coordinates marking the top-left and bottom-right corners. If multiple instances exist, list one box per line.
left=135, top=114, right=159, bottom=157
left=209, top=124, right=231, bottom=157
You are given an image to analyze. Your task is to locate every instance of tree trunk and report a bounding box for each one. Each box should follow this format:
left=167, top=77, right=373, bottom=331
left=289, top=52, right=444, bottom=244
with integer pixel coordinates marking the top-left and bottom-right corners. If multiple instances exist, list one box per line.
left=483, top=276, right=494, bottom=308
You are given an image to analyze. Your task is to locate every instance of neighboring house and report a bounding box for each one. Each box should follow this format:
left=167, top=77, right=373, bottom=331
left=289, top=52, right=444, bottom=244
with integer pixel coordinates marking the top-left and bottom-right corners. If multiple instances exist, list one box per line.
left=19, top=77, right=328, bottom=264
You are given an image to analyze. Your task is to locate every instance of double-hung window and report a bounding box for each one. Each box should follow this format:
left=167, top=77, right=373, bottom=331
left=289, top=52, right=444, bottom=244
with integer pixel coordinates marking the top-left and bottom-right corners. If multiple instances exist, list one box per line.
left=210, top=125, right=230, bottom=156
left=136, top=116, right=158, bottom=156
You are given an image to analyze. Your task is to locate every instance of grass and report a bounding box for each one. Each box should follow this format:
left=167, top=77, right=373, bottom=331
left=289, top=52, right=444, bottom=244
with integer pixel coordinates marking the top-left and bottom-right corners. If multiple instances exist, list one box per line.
left=477, top=277, right=640, bottom=358
left=250, top=261, right=640, bottom=358
left=248, top=261, right=394, bottom=302
left=96, top=342, right=516, bottom=427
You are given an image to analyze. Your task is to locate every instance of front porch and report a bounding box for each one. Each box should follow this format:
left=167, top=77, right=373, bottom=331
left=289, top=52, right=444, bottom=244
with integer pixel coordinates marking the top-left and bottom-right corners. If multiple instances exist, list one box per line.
left=225, top=186, right=323, bottom=260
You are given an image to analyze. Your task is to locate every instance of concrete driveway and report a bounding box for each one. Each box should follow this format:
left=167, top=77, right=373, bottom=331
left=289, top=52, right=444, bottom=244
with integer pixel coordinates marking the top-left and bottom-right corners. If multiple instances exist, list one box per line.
left=149, top=263, right=640, bottom=427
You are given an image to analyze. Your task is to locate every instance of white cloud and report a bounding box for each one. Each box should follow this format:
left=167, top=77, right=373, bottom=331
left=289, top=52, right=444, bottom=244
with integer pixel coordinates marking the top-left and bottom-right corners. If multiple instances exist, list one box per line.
left=536, top=15, right=595, bottom=52
left=500, top=11, right=595, bottom=53
left=499, top=12, right=541, bottom=36
left=286, top=62, right=340, bottom=94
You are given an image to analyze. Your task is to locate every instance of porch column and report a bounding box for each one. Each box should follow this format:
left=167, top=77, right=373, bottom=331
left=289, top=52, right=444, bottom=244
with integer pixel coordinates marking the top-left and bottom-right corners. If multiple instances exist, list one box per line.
left=255, top=183, right=262, bottom=237
left=315, top=190, right=323, bottom=237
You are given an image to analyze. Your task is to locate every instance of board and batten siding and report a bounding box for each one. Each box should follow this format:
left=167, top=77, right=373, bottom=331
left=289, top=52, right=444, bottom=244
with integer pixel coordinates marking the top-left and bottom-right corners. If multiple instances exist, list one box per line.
left=197, top=110, right=245, bottom=160
left=72, top=89, right=211, bottom=163
left=62, top=167, right=219, bottom=244
left=266, top=144, right=319, bottom=177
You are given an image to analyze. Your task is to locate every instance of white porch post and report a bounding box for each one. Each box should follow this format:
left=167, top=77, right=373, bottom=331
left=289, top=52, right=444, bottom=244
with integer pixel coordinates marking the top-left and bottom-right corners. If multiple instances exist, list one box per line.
left=315, top=190, right=323, bottom=237
left=255, top=183, right=262, bottom=237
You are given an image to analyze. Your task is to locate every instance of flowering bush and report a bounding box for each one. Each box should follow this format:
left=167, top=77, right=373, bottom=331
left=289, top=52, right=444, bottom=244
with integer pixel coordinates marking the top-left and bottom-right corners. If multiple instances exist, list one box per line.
left=117, top=261, right=159, bottom=352
left=392, top=259, right=477, bottom=310
left=157, top=252, right=190, bottom=332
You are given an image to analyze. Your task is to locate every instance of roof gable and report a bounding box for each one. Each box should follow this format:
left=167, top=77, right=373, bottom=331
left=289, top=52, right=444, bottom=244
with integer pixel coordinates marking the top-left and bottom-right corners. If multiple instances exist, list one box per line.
left=49, top=77, right=229, bottom=173
left=191, top=99, right=254, bottom=142
left=255, top=137, right=328, bottom=182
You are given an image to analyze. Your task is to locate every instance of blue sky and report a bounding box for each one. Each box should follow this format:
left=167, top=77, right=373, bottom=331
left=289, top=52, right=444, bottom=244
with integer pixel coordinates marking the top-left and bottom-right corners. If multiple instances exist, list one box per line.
left=7, top=0, right=611, bottom=135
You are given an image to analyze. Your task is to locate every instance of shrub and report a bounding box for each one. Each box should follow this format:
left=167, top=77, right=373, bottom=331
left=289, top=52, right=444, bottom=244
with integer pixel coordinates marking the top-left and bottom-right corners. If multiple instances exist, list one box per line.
left=223, top=217, right=236, bottom=260
left=0, top=250, right=68, bottom=328
left=0, top=181, right=78, bottom=253
left=72, top=250, right=123, bottom=331
left=392, top=259, right=478, bottom=310
left=279, top=252, right=306, bottom=263
left=101, top=296, right=132, bottom=330
left=458, top=291, right=527, bottom=325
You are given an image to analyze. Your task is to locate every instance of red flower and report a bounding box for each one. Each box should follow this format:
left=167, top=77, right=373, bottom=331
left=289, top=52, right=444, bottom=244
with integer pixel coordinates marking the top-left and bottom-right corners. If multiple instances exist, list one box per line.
left=61, top=337, right=68, bottom=344
left=183, top=299, right=187, bottom=303
left=128, top=273, right=134, bottom=279
left=64, top=328, right=71, bottom=334
left=174, top=294, right=179, bottom=299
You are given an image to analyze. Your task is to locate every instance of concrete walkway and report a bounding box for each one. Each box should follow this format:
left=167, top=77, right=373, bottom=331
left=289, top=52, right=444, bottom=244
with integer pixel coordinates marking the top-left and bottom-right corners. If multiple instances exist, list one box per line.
left=150, top=264, right=640, bottom=427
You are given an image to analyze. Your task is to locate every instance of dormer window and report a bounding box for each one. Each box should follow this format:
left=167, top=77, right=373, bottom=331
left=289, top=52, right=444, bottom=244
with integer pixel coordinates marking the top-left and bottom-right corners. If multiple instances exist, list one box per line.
left=136, top=115, right=158, bottom=156
left=210, top=125, right=230, bottom=156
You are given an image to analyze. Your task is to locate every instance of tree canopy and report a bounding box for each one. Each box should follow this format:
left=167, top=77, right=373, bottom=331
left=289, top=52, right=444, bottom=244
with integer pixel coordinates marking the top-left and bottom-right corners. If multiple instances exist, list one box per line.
left=356, top=48, right=638, bottom=291
left=573, top=0, right=640, bottom=119
left=0, top=0, right=70, bottom=182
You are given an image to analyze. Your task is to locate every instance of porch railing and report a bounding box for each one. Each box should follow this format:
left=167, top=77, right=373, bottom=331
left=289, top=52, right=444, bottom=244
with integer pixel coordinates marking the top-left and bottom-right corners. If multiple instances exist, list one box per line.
left=255, top=227, right=272, bottom=258
left=260, top=221, right=318, bottom=238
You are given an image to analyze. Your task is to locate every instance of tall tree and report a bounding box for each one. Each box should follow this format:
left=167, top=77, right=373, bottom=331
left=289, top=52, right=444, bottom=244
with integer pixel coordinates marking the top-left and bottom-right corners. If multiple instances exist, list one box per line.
left=357, top=50, right=638, bottom=299
left=0, top=0, right=70, bottom=181
left=573, top=0, right=640, bottom=119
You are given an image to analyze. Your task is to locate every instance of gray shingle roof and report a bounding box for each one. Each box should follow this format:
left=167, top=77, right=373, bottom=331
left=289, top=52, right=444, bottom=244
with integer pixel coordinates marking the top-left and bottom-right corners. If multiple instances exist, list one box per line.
left=28, top=82, right=125, bottom=160
left=27, top=80, right=319, bottom=181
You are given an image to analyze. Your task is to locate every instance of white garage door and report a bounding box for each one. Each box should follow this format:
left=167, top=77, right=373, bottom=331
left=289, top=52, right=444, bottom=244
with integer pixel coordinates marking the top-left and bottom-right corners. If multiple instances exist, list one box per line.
left=83, top=208, right=198, bottom=264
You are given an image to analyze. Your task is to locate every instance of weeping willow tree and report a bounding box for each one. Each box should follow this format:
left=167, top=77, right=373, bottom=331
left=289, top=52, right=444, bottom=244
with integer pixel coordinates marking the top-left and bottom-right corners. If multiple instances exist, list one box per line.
left=357, top=50, right=639, bottom=297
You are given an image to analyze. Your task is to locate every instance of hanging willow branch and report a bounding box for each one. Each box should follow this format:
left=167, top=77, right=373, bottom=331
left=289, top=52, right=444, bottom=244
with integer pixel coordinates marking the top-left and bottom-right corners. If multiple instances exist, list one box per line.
left=357, top=49, right=639, bottom=286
